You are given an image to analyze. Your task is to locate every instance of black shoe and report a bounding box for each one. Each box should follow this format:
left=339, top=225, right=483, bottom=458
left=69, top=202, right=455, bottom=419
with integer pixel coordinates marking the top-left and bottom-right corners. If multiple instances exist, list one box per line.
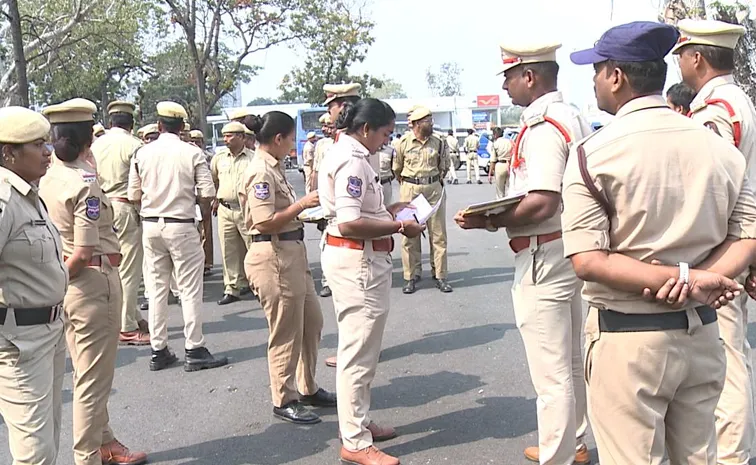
left=184, top=347, right=228, bottom=372
left=168, top=294, right=180, bottom=305
left=240, top=287, right=251, bottom=296
left=319, top=285, right=332, bottom=298
left=299, top=388, right=337, bottom=407
left=273, top=401, right=321, bottom=425
left=149, top=347, right=178, bottom=371
left=140, top=301, right=149, bottom=311
left=477, top=180, right=483, bottom=185
left=466, top=181, right=472, bottom=184
left=402, top=279, right=417, bottom=294
left=434, top=278, right=453, bottom=293
left=217, top=294, right=240, bottom=306
left=453, top=179, right=459, bottom=184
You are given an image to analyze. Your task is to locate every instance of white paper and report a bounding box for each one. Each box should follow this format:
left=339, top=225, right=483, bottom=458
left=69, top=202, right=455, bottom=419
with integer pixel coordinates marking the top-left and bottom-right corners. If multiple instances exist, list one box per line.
left=298, top=205, right=325, bottom=221
left=395, top=189, right=445, bottom=224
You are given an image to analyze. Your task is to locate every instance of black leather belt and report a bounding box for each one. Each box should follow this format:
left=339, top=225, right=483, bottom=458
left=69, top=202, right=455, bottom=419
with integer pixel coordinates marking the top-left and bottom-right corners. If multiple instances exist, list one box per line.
left=380, top=176, right=393, bottom=185
left=0, top=304, right=63, bottom=326
left=142, top=217, right=195, bottom=223
left=403, top=175, right=440, bottom=185
left=219, top=200, right=241, bottom=210
left=599, top=306, right=716, bottom=333
left=251, top=229, right=304, bottom=243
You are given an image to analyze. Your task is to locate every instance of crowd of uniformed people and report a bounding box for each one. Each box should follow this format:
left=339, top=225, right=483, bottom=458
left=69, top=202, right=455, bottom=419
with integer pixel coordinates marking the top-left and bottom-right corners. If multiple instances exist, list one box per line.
left=2, top=15, right=756, bottom=465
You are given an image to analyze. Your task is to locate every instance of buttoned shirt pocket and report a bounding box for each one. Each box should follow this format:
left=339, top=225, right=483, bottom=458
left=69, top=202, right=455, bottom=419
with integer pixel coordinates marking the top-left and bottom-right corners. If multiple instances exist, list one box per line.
left=22, top=226, right=56, bottom=264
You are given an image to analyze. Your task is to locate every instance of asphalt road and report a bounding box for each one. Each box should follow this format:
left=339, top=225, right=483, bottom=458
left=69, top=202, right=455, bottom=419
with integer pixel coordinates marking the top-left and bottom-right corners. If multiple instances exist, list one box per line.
left=2, top=167, right=756, bottom=465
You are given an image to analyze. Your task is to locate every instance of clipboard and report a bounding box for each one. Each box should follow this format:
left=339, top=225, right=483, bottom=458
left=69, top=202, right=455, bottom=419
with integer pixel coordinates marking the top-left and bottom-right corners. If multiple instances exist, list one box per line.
left=461, top=192, right=526, bottom=217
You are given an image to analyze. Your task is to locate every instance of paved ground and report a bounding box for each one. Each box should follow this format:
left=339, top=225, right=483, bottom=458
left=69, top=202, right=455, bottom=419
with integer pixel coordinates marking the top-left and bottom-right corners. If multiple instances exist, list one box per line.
left=3, top=167, right=756, bottom=465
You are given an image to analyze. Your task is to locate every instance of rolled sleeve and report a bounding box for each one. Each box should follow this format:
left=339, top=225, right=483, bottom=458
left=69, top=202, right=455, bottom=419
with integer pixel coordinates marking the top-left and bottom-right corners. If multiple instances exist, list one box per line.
left=334, top=159, right=365, bottom=224
left=727, top=172, right=756, bottom=240
left=73, top=185, right=100, bottom=247
left=561, top=151, right=611, bottom=257
left=523, top=124, right=568, bottom=193
left=195, top=152, right=216, bottom=199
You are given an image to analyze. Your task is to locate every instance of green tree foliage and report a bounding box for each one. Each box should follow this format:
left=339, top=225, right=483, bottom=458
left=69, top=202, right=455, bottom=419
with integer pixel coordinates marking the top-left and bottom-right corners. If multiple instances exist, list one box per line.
left=277, top=1, right=381, bottom=104
left=426, top=62, right=463, bottom=97
left=369, top=77, right=407, bottom=99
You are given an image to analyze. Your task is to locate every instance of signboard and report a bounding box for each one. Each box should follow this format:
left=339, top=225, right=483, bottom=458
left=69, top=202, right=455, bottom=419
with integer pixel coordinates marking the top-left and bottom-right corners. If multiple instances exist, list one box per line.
left=477, top=95, right=500, bottom=108
left=472, top=110, right=490, bottom=130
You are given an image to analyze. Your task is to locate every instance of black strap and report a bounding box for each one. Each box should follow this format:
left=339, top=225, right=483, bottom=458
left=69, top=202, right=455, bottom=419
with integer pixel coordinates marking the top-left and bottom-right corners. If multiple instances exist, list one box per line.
left=0, top=305, right=62, bottom=326
left=142, top=217, right=195, bottom=223
left=251, top=228, right=304, bottom=243
left=598, top=306, right=716, bottom=332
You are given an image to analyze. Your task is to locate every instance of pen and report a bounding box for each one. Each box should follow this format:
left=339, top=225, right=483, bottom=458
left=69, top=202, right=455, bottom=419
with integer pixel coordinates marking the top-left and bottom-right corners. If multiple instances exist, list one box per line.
left=413, top=213, right=426, bottom=238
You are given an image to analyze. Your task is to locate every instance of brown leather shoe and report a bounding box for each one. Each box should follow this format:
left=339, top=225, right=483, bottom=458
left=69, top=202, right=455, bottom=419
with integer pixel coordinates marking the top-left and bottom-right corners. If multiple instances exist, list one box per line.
left=100, top=439, right=147, bottom=465
left=137, top=319, right=149, bottom=333
left=524, top=444, right=590, bottom=464
left=119, top=331, right=150, bottom=346
left=325, top=356, right=337, bottom=368
left=340, top=446, right=399, bottom=465
left=338, top=422, right=397, bottom=442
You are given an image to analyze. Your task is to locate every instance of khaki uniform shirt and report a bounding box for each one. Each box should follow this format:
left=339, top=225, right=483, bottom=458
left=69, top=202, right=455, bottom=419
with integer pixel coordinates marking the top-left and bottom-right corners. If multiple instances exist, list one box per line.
left=211, top=147, right=254, bottom=203
left=393, top=133, right=450, bottom=179
left=40, top=159, right=121, bottom=258
left=492, top=138, right=513, bottom=163
left=507, top=91, right=591, bottom=239
left=562, top=95, right=756, bottom=315
left=128, top=132, right=215, bottom=219
left=446, top=135, right=460, bottom=154
left=90, top=127, right=143, bottom=198
left=464, top=134, right=479, bottom=153
left=313, top=137, right=334, bottom=173
left=239, top=149, right=302, bottom=235
left=690, top=74, right=756, bottom=186
left=0, top=168, right=67, bottom=308
left=378, top=144, right=395, bottom=180
left=303, top=141, right=316, bottom=169
left=319, top=134, right=392, bottom=238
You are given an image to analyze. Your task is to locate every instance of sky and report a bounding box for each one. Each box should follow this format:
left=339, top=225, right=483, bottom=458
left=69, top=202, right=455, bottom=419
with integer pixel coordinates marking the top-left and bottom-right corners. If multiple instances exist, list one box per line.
left=241, top=0, right=668, bottom=109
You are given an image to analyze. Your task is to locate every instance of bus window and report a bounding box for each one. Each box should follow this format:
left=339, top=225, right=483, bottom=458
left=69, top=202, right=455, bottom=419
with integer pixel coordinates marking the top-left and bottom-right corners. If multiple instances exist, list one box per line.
left=296, top=107, right=327, bottom=164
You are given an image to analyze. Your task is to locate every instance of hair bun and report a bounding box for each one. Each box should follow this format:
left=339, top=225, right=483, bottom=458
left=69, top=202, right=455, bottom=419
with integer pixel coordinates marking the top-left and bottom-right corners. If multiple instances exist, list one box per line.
left=335, top=101, right=356, bottom=131
left=248, top=114, right=264, bottom=134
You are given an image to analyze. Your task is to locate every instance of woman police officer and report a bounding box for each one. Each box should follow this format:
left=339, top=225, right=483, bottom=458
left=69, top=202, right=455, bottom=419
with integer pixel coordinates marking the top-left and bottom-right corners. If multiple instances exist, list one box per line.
left=318, top=98, right=424, bottom=465
left=239, top=111, right=336, bottom=425
left=0, top=106, right=67, bottom=465
left=39, top=99, right=146, bottom=465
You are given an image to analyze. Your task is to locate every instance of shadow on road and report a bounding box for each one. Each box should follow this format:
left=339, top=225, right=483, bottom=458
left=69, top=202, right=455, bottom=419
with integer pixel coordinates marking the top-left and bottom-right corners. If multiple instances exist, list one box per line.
left=379, top=323, right=513, bottom=363
left=168, top=308, right=267, bottom=336
left=383, top=396, right=537, bottom=457
left=146, top=420, right=340, bottom=465
left=372, top=371, right=485, bottom=410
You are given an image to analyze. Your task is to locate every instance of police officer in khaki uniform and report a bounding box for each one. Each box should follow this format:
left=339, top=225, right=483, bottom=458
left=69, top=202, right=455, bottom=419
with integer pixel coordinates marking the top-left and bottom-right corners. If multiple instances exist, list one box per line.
left=93, top=123, right=106, bottom=139
left=239, top=111, right=336, bottom=424
left=91, top=100, right=149, bottom=346
left=673, top=21, right=756, bottom=463
left=488, top=127, right=513, bottom=198
left=455, top=41, right=590, bottom=464
left=212, top=121, right=255, bottom=305
left=394, top=106, right=453, bottom=295
left=39, top=98, right=147, bottom=465
left=303, top=131, right=318, bottom=192
left=138, top=124, right=159, bottom=144
left=319, top=97, right=425, bottom=465
left=0, top=107, right=67, bottom=465
left=463, top=129, right=481, bottom=184
left=564, top=21, right=756, bottom=464
left=312, top=113, right=334, bottom=192
left=377, top=142, right=395, bottom=206
left=445, top=130, right=459, bottom=184
left=128, top=101, right=227, bottom=372
left=189, top=129, right=214, bottom=273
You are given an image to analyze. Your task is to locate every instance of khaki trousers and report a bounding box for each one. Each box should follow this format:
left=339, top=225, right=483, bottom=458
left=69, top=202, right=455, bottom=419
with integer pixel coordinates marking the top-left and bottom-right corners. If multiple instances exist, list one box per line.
left=322, top=242, right=393, bottom=451
left=245, top=239, right=322, bottom=407
left=715, top=282, right=755, bottom=464
left=584, top=307, right=726, bottom=465
left=494, top=162, right=510, bottom=199
left=111, top=201, right=143, bottom=332
left=466, top=154, right=480, bottom=182
left=381, top=181, right=393, bottom=207
left=399, top=181, right=447, bottom=280
left=143, top=221, right=205, bottom=351
left=218, top=204, right=252, bottom=296
left=511, top=238, right=588, bottom=465
left=447, top=154, right=458, bottom=181
left=64, top=262, right=121, bottom=465
left=0, top=317, right=65, bottom=465
left=199, top=202, right=213, bottom=269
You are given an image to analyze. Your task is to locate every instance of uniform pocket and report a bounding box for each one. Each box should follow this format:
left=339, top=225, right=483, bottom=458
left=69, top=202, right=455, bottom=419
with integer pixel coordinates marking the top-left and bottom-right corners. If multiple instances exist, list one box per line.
left=23, top=228, right=54, bottom=263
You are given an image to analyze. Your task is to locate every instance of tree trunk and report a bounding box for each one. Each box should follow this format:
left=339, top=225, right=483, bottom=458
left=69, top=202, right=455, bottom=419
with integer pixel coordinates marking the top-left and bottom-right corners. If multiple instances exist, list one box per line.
left=8, top=0, right=29, bottom=107
left=193, top=63, right=208, bottom=136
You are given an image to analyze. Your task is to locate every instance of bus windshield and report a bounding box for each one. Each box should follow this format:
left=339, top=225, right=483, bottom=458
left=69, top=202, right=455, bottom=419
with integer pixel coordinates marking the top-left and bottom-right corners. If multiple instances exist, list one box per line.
left=295, top=107, right=327, bottom=166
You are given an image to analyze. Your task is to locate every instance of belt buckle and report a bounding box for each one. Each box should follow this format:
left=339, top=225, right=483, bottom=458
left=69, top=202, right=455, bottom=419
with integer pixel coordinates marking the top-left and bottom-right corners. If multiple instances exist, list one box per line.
left=50, top=304, right=62, bottom=323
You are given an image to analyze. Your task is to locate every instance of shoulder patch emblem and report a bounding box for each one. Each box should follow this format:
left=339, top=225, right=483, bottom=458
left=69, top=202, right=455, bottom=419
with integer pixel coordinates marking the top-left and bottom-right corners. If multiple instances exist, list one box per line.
left=347, top=176, right=363, bottom=198
left=704, top=121, right=722, bottom=136
left=85, top=196, right=100, bottom=220
left=253, top=182, right=270, bottom=200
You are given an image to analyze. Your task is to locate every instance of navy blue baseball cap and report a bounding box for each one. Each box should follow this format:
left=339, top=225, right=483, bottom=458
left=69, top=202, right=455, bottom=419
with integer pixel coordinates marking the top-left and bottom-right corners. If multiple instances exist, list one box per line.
left=570, top=21, right=680, bottom=65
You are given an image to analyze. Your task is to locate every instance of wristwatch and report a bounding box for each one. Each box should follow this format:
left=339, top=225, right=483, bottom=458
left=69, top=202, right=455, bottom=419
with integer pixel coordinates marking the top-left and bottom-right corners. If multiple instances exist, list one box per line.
left=485, top=216, right=498, bottom=232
